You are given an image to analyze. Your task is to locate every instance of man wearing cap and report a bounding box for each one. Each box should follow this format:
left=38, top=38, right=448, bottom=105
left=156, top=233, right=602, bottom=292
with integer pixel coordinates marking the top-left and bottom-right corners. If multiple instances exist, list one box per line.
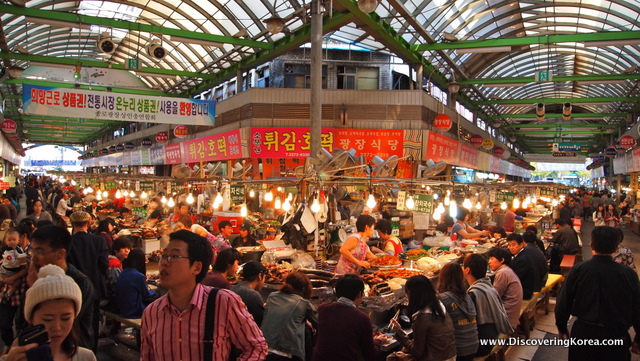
left=232, top=261, right=267, bottom=326
left=66, top=211, right=109, bottom=352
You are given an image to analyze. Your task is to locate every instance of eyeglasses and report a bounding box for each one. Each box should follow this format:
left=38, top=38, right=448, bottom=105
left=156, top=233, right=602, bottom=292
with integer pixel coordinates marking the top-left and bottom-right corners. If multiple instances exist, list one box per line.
left=28, top=248, right=57, bottom=257
left=159, top=254, right=192, bottom=263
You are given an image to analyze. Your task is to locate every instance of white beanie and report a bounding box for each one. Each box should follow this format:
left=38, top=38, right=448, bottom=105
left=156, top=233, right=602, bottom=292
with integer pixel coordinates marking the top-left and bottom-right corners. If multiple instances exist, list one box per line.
left=24, top=265, right=83, bottom=320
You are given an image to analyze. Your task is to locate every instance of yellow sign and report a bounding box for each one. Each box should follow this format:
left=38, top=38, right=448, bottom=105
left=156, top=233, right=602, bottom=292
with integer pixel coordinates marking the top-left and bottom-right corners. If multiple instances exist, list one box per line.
left=481, top=138, right=494, bottom=150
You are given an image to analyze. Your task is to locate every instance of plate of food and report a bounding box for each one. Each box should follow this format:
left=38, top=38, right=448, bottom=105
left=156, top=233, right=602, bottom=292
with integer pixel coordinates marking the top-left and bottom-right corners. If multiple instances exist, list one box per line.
left=370, top=255, right=402, bottom=269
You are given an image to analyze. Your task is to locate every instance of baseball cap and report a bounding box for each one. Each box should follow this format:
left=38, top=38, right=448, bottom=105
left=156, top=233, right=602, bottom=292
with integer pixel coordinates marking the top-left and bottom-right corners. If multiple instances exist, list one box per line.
left=69, top=211, right=91, bottom=223
left=241, top=261, right=267, bottom=279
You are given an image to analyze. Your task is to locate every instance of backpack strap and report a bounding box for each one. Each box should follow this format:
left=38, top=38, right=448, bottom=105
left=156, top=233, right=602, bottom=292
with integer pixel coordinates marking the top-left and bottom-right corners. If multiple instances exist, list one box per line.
left=203, top=288, right=220, bottom=361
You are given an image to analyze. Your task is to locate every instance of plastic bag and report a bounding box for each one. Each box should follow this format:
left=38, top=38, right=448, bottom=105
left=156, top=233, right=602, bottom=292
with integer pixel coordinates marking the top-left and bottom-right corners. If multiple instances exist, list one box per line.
left=291, top=250, right=316, bottom=269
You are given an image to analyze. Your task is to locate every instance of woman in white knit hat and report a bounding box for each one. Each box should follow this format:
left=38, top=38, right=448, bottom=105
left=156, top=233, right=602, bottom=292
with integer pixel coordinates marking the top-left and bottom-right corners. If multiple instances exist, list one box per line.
left=0, top=264, right=96, bottom=361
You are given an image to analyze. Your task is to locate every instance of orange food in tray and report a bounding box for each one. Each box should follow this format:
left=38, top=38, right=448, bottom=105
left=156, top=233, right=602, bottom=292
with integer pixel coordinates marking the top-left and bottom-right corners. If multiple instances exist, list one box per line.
left=370, top=255, right=402, bottom=266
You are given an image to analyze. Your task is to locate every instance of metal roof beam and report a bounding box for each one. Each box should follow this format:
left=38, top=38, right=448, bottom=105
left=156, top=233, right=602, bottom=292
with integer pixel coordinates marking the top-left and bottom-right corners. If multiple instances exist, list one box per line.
left=477, top=96, right=640, bottom=105
left=460, top=73, right=640, bottom=85
left=3, top=79, right=171, bottom=97
left=501, top=122, right=622, bottom=128
left=0, top=4, right=272, bottom=50
left=0, top=52, right=216, bottom=80
left=497, top=113, right=626, bottom=119
left=512, top=130, right=610, bottom=134
left=413, top=30, right=640, bottom=51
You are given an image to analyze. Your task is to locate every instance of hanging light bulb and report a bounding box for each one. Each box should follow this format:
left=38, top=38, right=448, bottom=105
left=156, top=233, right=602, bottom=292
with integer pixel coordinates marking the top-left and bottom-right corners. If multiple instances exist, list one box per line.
left=167, top=197, right=175, bottom=208
left=115, top=189, right=122, bottom=198
left=264, top=190, right=274, bottom=202
left=129, top=190, right=136, bottom=198
left=287, top=193, right=293, bottom=201
left=552, top=199, right=558, bottom=207
left=462, top=198, right=472, bottom=209
left=275, top=197, right=282, bottom=209
left=186, top=193, right=195, bottom=204
left=161, top=196, right=167, bottom=204
left=444, top=196, right=450, bottom=206
left=475, top=201, right=482, bottom=210
left=241, top=204, right=248, bottom=217
left=96, top=191, right=102, bottom=201
left=214, top=192, right=223, bottom=206
left=513, top=198, right=520, bottom=209
left=501, top=201, right=507, bottom=210
left=123, top=190, right=129, bottom=197
left=437, top=202, right=445, bottom=214
left=141, top=191, right=148, bottom=199
left=70, top=180, right=76, bottom=186
left=103, top=190, right=109, bottom=198
left=433, top=211, right=441, bottom=221
left=449, top=200, right=457, bottom=219
left=525, top=196, right=532, bottom=204
left=522, top=200, right=530, bottom=209
left=433, top=193, right=438, bottom=200
left=366, top=193, right=377, bottom=209
left=406, top=195, right=415, bottom=210
left=282, top=198, right=292, bottom=211
left=249, top=189, right=255, bottom=198
left=311, top=197, right=321, bottom=213
left=532, top=196, right=537, bottom=204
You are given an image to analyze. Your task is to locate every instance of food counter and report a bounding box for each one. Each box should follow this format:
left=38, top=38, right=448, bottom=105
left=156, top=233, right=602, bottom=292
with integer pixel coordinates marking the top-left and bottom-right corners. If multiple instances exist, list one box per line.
left=514, top=216, right=542, bottom=233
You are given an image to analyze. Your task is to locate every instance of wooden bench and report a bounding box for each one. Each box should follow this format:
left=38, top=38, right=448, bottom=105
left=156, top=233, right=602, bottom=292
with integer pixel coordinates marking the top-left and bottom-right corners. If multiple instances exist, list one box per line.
left=99, top=310, right=142, bottom=348
left=536, top=274, right=565, bottom=315
left=518, top=292, right=540, bottom=339
left=560, top=254, right=576, bottom=276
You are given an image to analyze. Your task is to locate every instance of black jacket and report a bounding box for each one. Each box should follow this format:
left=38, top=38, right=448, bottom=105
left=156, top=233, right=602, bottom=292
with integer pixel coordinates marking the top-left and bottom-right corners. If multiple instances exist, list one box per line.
left=67, top=231, right=109, bottom=299
left=512, top=246, right=549, bottom=300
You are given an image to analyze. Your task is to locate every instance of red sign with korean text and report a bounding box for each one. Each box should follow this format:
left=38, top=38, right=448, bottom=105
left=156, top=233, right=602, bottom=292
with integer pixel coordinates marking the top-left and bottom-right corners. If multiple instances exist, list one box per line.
left=334, top=129, right=403, bottom=161
left=250, top=127, right=335, bottom=158
left=164, top=143, right=182, bottom=164
left=633, top=147, right=640, bottom=171
left=620, top=135, right=636, bottom=149
left=424, top=131, right=459, bottom=164
left=493, top=146, right=504, bottom=156
left=469, top=134, right=483, bottom=148
left=1, top=119, right=17, bottom=134
left=458, top=144, right=479, bottom=168
left=491, top=156, right=501, bottom=173
left=156, top=132, right=168, bottom=143
left=0, top=182, right=9, bottom=190
left=182, top=129, right=242, bottom=163
left=174, top=125, right=188, bottom=139
left=261, top=158, right=306, bottom=179
left=433, top=114, right=452, bottom=132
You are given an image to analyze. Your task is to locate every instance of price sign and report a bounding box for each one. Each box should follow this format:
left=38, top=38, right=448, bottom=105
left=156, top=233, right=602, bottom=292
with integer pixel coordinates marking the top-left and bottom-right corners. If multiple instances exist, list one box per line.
left=397, top=191, right=407, bottom=211
left=412, top=194, right=434, bottom=214
left=104, top=182, right=116, bottom=190
left=230, top=185, right=245, bottom=203
left=139, top=181, right=154, bottom=191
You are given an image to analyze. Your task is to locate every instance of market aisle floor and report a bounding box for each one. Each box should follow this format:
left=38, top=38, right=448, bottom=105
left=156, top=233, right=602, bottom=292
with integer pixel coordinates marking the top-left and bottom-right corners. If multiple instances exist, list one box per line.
left=507, top=219, right=640, bottom=361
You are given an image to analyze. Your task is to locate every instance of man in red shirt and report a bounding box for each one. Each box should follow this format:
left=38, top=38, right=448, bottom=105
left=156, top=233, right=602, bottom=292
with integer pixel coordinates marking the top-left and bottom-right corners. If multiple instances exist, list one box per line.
left=140, top=230, right=267, bottom=361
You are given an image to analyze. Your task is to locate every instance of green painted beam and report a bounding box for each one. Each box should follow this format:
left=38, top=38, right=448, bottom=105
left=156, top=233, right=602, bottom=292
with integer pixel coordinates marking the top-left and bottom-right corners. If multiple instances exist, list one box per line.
left=18, top=118, right=121, bottom=126
left=26, top=129, right=97, bottom=134
left=0, top=5, right=272, bottom=50
left=4, top=79, right=171, bottom=97
left=460, top=73, right=640, bottom=85
left=497, top=113, right=626, bottom=119
left=0, top=52, right=215, bottom=80
left=412, top=30, right=640, bottom=51
left=513, top=130, right=609, bottom=135
left=501, top=122, right=621, bottom=128
left=477, top=97, right=640, bottom=105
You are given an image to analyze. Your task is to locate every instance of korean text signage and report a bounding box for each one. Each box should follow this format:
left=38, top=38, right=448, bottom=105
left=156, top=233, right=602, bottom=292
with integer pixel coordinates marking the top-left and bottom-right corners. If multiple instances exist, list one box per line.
left=458, top=144, right=479, bottom=168
left=23, top=84, right=216, bottom=125
left=397, top=191, right=433, bottom=214
left=182, top=129, right=242, bottom=163
left=250, top=127, right=335, bottom=158
left=424, top=131, right=459, bottom=164
left=1, top=119, right=17, bottom=134
left=164, top=143, right=182, bottom=164
left=174, top=125, right=188, bottom=138
left=230, top=185, right=245, bottom=203
left=335, top=129, right=403, bottom=161
left=156, top=132, right=168, bottom=143
left=552, top=152, right=577, bottom=157
left=552, top=143, right=581, bottom=152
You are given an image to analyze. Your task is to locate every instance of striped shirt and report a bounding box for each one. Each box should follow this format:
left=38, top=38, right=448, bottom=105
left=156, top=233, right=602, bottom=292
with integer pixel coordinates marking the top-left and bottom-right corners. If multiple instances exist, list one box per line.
left=140, top=284, right=267, bottom=361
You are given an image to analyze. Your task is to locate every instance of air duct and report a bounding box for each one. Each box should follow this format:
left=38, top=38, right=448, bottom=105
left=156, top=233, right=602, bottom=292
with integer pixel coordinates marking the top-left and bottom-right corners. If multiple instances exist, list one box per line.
left=562, top=102, right=572, bottom=121
left=536, top=103, right=545, bottom=121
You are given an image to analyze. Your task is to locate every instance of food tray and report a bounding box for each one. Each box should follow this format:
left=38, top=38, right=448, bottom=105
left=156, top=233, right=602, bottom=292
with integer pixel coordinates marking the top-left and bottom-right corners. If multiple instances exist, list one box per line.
left=371, top=263, right=403, bottom=269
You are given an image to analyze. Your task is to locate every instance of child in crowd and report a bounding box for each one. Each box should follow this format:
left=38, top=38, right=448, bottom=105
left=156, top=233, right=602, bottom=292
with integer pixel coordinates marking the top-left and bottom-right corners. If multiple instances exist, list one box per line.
left=0, top=229, right=26, bottom=300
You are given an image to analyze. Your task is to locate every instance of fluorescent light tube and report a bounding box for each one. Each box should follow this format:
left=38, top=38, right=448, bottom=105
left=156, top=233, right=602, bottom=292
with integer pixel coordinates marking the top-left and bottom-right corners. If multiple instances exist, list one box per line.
left=456, top=46, right=512, bottom=54
left=483, top=83, right=526, bottom=88
left=169, top=35, right=224, bottom=48
left=25, top=16, right=92, bottom=30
